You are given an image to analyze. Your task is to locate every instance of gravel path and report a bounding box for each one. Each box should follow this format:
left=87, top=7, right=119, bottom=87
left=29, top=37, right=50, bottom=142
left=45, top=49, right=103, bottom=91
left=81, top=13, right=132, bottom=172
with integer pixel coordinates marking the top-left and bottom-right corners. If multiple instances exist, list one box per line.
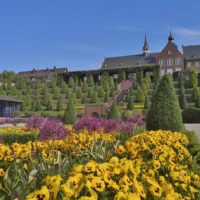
left=184, top=124, right=200, bottom=139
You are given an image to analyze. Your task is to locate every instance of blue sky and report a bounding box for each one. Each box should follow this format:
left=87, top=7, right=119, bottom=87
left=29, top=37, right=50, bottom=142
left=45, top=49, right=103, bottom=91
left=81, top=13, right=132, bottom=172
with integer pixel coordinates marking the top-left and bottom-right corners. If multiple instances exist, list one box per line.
left=0, top=0, right=200, bottom=72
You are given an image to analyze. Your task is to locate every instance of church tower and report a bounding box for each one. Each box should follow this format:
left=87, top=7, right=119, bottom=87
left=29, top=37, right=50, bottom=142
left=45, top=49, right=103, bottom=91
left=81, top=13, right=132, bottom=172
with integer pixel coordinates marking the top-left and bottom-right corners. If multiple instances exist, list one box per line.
left=143, top=34, right=150, bottom=56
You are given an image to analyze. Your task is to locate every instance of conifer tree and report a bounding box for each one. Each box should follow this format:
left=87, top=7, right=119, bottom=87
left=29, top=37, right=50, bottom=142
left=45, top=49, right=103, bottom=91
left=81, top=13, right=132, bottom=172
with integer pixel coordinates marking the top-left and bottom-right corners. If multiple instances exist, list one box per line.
left=61, top=82, right=68, bottom=93
left=104, top=92, right=109, bottom=102
left=118, top=69, right=126, bottom=82
left=76, top=87, right=83, bottom=99
left=136, top=69, right=143, bottom=85
left=63, top=98, right=76, bottom=124
left=109, top=88, right=115, bottom=97
left=108, top=101, right=120, bottom=119
left=82, top=80, right=89, bottom=93
left=144, top=95, right=150, bottom=109
left=146, top=74, right=182, bottom=131
left=68, top=77, right=74, bottom=88
left=81, top=94, right=87, bottom=104
left=90, top=91, right=99, bottom=103
left=191, top=69, right=198, bottom=88
left=46, top=99, right=53, bottom=111
left=98, top=86, right=105, bottom=97
left=135, top=87, right=144, bottom=102
left=127, top=96, right=134, bottom=110
left=87, top=74, right=94, bottom=87
left=179, top=81, right=187, bottom=109
left=56, top=96, right=63, bottom=111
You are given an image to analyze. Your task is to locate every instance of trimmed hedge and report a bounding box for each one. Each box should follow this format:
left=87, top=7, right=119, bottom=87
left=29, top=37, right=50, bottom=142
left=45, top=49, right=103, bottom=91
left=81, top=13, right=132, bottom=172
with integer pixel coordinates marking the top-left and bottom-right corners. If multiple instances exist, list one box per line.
left=1, top=132, right=38, bottom=145
left=182, top=107, right=200, bottom=123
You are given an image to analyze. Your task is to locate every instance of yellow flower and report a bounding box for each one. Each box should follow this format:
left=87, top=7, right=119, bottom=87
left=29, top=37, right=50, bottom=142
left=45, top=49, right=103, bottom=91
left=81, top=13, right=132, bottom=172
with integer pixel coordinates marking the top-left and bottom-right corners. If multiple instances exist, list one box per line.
left=26, top=186, right=50, bottom=200
left=116, top=145, right=126, bottom=154
left=114, top=191, right=126, bottom=200
left=91, top=176, right=105, bottom=192
left=84, top=161, right=96, bottom=173
left=149, top=184, right=162, bottom=197
left=152, top=160, right=161, bottom=170
left=0, top=168, right=5, bottom=176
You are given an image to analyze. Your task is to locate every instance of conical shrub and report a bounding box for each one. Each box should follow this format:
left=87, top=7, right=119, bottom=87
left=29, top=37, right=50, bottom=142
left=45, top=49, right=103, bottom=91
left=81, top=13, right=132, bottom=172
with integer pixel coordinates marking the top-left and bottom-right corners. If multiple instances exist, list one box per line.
left=146, top=74, right=182, bottom=131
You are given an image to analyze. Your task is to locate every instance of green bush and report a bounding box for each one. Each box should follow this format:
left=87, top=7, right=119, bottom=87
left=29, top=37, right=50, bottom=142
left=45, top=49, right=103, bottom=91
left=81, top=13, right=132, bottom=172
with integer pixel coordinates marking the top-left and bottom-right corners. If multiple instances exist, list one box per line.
left=90, top=91, right=99, bottom=103
left=135, top=87, right=144, bottom=102
left=144, top=95, right=150, bottom=109
left=98, top=86, right=105, bottom=97
left=56, top=96, right=63, bottom=111
left=87, top=74, right=94, bottom=87
left=146, top=74, right=183, bottom=131
left=63, top=98, right=76, bottom=124
left=68, top=77, right=74, bottom=88
left=76, top=87, right=83, bottom=99
left=108, top=101, right=120, bottom=119
left=82, top=80, right=89, bottom=93
left=2, top=132, right=38, bottom=145
left=127, top=96, right=133, bottom=110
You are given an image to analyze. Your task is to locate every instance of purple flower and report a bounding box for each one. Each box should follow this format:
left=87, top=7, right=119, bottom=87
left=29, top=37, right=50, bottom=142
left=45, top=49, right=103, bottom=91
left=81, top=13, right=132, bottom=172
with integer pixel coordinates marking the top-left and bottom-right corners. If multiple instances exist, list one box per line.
left=39, top=118, right=68, bottom=141
left=73, top=115, right=145, bottom=134
left=26, top=115, right=46, bottom=129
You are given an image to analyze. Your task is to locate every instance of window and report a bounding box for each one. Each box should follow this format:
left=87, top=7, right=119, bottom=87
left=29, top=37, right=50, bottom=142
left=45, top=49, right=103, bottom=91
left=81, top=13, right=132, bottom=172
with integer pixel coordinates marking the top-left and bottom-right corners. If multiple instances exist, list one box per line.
left=159, top=59, right=164, bottom=66
left=175, top=58, right=180, bottom=65
left=167, top=58, right=173, bottom=66
left=168, top=50, right=172, bottom=55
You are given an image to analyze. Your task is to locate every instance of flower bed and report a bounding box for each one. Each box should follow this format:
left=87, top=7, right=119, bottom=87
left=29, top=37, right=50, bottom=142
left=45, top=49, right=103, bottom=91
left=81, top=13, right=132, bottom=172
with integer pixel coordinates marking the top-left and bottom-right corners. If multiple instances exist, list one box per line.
left=0, top=129, right=200, bottom=199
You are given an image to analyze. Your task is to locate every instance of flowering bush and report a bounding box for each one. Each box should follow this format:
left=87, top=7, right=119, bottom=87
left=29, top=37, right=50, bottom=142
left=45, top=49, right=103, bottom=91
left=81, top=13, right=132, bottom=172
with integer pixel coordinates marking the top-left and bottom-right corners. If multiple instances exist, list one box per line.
left=73, top=114, right=145, bottom=133
left=26, top=115, right=46, bottom=129
left=39, top=119, right=68, bottom=141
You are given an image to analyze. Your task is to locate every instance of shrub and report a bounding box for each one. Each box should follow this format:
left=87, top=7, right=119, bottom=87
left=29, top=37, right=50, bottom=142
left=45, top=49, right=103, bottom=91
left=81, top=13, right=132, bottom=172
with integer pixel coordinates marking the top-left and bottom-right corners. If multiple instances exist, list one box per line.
left=179, top=82, right=187, bottom=109
left=104, top=92, right=109, bottom=102
left=39, top=119, right=68, bottom=140
left=146, top=74, right=183, bottom=131
left=127, top=96, right=133, bottom=110
left=63, top=98, right=76, bottom=124
left=90, top=91, right=99, bottom=103
left=136, top=69, right=143, bottom=85
left=144, top=95, right=150, bottom=109
left=81, top=94, right=87, bottom=104
left=87, top=74, right=94, bottom=87
left=98, top=86, right=105, bottom=97
left=56, top=96, right=63, bottom=111
left=68, top=77, right=74, bottom=88
left=108, top=101, right=120, bottom=119
left=191, top=69, right=198, bottom=88
left=61, top=82, right=68, bottom=93
left=46, top=99, right=53, bottom=111
left=2, top=132, right=38, bottom=145
left=82, top=80, right=89, bottom=93
left=76, top=87, right=83, bottom=99
left=135, top=87, right=144, bottom=102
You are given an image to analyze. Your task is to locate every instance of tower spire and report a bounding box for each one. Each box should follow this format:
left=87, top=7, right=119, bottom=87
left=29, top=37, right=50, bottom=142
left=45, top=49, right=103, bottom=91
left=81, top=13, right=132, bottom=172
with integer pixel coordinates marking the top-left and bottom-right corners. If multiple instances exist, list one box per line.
left=143, top=33, right=150, bottom=55
left=168, top=29, right=174, bottom=42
